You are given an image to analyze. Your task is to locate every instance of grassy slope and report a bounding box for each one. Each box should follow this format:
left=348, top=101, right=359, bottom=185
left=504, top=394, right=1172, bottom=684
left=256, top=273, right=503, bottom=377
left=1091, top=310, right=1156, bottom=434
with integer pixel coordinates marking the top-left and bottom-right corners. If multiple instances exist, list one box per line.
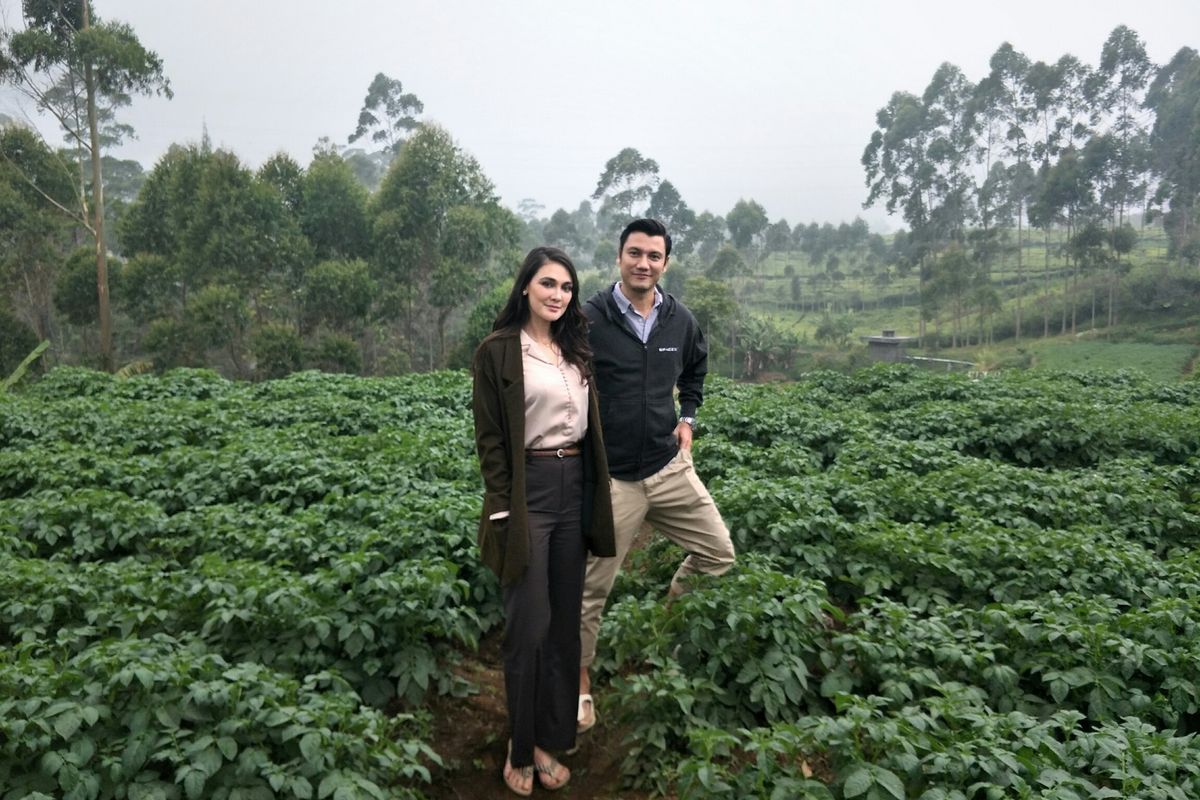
left=725, top=223, right=1198, bottom=379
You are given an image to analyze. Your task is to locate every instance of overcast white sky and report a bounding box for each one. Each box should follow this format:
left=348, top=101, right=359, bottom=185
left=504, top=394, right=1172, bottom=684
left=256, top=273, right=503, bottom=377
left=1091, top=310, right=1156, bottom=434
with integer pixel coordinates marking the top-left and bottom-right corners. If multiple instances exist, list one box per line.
left=3, top=0, right=1197, bottom=230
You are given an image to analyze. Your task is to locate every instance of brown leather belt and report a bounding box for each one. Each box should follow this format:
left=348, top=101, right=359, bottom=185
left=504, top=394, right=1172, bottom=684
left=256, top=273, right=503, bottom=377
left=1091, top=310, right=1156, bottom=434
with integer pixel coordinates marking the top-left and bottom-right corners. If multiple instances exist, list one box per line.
left=526, top=445, right=582, bottom=458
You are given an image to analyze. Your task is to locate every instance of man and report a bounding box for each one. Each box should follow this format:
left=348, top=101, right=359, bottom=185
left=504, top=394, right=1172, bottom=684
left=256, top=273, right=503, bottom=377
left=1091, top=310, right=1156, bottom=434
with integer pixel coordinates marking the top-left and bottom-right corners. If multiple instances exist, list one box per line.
left=576, top=217, right=736, bottom=733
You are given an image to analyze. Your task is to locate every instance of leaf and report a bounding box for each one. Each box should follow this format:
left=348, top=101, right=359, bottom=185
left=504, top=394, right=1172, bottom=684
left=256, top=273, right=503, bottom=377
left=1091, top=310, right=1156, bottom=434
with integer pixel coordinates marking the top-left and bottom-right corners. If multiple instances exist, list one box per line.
left=290, top=777, right=315, bottom=800
left=216, top=736, right=238, bottom=761
left=54, top=710, right=82, bottom=740
left=40, top=750, right=66, bottom=776
left=300, top=732, right=323, bottom=765
left=184, top=768, right=206, bottom=800
left=875, top=768, right=906, bottom=800
left=122, top=733, right=153, bottom=777
left=1, top=340, right=51, bottom=392
left=843, top=766, right=873, bottom=798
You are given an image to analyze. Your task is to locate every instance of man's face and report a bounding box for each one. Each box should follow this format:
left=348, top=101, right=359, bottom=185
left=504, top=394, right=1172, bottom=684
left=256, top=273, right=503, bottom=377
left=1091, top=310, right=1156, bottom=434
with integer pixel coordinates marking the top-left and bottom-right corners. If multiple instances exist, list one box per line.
left=618, top=231, right=669, bottom=294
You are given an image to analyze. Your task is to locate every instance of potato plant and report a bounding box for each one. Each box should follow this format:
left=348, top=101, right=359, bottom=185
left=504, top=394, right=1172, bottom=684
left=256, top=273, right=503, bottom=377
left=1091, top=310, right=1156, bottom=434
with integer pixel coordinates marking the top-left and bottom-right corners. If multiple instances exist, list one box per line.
left=2, top=363, right=1198, bottom=798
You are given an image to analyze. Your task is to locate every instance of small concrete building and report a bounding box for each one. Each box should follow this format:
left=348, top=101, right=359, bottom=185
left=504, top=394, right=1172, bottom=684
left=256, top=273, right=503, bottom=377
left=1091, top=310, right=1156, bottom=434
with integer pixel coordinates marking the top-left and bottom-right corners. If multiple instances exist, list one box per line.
left=862, top=329, right=916, bottom=363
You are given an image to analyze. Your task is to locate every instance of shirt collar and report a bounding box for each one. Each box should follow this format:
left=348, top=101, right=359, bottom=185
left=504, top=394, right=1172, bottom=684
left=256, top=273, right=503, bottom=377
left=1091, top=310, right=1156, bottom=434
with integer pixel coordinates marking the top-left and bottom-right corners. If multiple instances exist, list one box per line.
left=519, top=329, right=558, bottom=365
left=612, top=282, right=662, bottom=317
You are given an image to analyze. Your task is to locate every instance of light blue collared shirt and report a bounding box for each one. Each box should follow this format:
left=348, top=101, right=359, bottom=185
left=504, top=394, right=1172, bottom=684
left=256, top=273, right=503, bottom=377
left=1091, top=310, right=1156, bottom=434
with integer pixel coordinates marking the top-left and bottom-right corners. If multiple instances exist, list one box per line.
left=612, top=282, right=663, bottom=343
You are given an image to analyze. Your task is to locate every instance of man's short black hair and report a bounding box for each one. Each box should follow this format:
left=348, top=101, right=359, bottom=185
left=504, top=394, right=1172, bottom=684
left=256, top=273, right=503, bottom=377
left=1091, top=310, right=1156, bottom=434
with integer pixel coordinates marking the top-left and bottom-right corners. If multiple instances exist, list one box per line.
left=619, top=218, right=672, bottom=258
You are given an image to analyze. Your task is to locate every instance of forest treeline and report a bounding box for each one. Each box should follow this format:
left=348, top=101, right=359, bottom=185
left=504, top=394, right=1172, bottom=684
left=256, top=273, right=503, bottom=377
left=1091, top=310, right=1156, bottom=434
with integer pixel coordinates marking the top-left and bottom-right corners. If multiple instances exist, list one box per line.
left=1, top=5, right=1197, bottom=380
left=861, top=25, right=1200, bottom=345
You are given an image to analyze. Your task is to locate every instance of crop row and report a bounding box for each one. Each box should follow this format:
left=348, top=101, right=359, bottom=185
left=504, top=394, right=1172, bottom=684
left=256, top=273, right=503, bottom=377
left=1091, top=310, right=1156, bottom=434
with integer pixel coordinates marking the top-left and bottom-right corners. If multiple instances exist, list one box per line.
left=2, top=364, right=1198, bottom=798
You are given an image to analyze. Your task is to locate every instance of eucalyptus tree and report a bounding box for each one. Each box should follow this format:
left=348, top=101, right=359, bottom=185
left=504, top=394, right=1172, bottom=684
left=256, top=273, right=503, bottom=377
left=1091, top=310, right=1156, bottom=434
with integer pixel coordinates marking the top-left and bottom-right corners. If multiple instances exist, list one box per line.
left=682, top=275, right=736, bottom=340
left=592, top=147, right=660, bottom=229
left=706, top=244, right=748, bottom=281
left=301, top=258, right=375, bottom=334
left=258, top=152, right=305, bottom=216
left=1023, top=56, right=1081, bottom=335
left=925, top=245, right=982, bottom=347
left=763, top=218, right=792, bottom=258
left=1095, top=25, right=1154, bottom=228
left=977, top=43, right=1034, bottom=340
left=922, top=63, right=978, bottom=245
left=120, top=144, right=312, bottom=332
left=300, top=151, right=371, bottom=261
left=0, top=0, right=170, bottom=369
left=371, top=124, right=519, bottom=366
left=542, top=208, right=580, bottom=251
left=725, top=198, right=768, bottom=253
left=1030, top=145, right=1097, bottom=333
left=348, top=73, right=424, bottom=156
left=1145, top=46, right=1200, bottom=264
left=864, top=63, right=977, bottom=342
left=691, top=211, right=726, bottom=264
left=647, top=180, right=696, bottom=254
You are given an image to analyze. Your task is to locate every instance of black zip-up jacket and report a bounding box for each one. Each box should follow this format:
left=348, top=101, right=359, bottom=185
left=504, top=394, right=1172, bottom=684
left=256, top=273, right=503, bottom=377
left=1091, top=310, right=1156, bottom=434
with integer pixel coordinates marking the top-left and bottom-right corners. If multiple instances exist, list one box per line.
left=585, top=284, right=708, bottom=480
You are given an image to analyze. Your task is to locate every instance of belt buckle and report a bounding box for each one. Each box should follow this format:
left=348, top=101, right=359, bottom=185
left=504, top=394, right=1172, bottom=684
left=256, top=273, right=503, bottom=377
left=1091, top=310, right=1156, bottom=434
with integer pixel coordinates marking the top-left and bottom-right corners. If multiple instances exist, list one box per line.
left=555, top=448, right=565, bottom=458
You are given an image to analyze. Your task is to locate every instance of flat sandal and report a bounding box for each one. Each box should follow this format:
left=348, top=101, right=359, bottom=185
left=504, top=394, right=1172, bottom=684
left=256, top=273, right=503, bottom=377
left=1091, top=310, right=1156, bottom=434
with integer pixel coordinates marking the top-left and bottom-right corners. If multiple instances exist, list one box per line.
left=503, top=741, right=533, bottom=797
left=535, top=753, right=570, bottom=791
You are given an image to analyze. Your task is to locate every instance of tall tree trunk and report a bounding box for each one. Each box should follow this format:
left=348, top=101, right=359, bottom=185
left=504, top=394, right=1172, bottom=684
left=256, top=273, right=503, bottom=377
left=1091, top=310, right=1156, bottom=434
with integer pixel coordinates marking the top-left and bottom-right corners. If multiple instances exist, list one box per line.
left=1015, top=202, right=1023, bottom=342
left=1043, top=228, right=1051, bottom=337
left=82, top=0, right=112, bottom=371
left=1108, top=267, right=1118, bottom=334
left=918, top=257, right=926, bottom=347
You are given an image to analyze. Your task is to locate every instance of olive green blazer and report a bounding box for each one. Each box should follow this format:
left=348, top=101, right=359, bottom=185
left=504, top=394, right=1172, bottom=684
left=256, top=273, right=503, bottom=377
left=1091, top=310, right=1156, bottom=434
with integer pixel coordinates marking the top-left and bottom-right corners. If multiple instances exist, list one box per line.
left=471, top=330, right=616, bottom=586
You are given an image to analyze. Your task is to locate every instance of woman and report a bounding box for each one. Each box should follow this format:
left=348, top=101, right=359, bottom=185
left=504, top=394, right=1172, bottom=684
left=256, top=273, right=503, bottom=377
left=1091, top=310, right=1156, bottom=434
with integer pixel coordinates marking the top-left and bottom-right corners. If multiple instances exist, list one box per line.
left=472, top=246, right=616, bottom=796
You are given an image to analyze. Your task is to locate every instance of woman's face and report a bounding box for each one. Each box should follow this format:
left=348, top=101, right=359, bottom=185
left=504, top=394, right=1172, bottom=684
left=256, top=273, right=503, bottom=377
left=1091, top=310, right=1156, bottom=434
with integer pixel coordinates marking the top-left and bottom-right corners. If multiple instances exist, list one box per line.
left=525, top=261, right=573, bottom=327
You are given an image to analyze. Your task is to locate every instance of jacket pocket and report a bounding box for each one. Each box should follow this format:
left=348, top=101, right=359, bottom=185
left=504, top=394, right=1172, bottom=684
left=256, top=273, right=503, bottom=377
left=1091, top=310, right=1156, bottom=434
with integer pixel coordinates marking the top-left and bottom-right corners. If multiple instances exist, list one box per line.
left=478, top=491, right=510, bottom=578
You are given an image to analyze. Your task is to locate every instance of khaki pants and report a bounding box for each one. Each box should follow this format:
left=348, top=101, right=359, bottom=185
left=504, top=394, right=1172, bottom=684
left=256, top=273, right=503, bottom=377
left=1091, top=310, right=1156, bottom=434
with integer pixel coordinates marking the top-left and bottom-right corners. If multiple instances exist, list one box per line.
left=579, top=448, right=735, bottom=668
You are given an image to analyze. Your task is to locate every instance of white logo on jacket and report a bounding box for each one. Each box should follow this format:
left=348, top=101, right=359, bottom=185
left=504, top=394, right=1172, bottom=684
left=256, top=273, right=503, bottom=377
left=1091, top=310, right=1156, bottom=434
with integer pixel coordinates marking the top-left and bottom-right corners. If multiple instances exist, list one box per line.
left=658, top=347, right=679, bottom=352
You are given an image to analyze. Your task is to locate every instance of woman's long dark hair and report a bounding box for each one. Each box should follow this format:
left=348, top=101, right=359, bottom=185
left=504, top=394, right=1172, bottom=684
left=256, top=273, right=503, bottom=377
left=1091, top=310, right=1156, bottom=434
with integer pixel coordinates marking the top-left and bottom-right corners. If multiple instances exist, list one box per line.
left=486, top=246, right=593, bottom=380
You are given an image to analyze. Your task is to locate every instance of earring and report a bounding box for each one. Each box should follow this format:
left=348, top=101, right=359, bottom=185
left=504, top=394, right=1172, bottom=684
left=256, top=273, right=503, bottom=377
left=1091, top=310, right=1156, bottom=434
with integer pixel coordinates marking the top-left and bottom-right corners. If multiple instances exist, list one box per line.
left=522, top=291, right=527, bottom=296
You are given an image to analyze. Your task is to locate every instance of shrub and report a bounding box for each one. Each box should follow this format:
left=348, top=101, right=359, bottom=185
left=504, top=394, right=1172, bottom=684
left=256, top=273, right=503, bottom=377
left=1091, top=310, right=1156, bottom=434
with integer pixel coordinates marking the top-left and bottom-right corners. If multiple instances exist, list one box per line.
left=252, top=323, right=303, bottom=380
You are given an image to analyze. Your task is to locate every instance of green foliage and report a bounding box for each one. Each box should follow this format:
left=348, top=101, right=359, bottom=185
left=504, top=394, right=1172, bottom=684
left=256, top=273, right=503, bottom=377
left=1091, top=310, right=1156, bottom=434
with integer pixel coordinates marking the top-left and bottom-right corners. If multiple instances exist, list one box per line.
left=446, top=279, right=511, bottom=369
left=251, top=323, right=303, bottom=380
left=120, top=145, right=312, bottom=304
left=307, top=331, right=362, bottom=375
left=348, top=73, right=424, bottom=155
left=142, top=316, right=204, bottom=371
left=683, top=275, right=736, bottom=336
left=117, top=253, right=181, bottom=325
left=54, top=247, right=119, bottom=326
left=187, top=284, right=249, bottom=350
left=3, top=362, right=1198, bottom=798
left=302, top=259, right=374, bottom=333
left=301, top=153, right=371, bottom=261
left=591, top=147, right=660, bottom=225
left=0, top=311, right=40, bottom=377
left=0, top=635, right=437, bottom=800
left=726, top=198, right=769, bottom=251
left=371, top=124, right=518, bottom=364
left=0, top=368, right=499, bottom=798
left=593, top=366, right=1200, bottom=794
left=706, top=244, right=747, bottom=280
left=1029, top=342, right=1197, bottom=381
left=814, top=312, right=855, bottom=347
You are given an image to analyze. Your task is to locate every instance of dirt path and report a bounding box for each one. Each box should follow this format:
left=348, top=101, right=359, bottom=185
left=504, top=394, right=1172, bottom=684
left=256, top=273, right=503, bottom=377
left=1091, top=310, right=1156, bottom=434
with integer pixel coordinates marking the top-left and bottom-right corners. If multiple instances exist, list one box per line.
left=422, top=629, right=661, bottom=800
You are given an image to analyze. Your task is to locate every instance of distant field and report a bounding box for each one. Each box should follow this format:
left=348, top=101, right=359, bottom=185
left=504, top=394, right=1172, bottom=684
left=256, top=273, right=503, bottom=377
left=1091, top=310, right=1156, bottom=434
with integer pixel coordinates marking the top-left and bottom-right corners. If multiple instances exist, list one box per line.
left=1027, top=340, right=1197, bottom=381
